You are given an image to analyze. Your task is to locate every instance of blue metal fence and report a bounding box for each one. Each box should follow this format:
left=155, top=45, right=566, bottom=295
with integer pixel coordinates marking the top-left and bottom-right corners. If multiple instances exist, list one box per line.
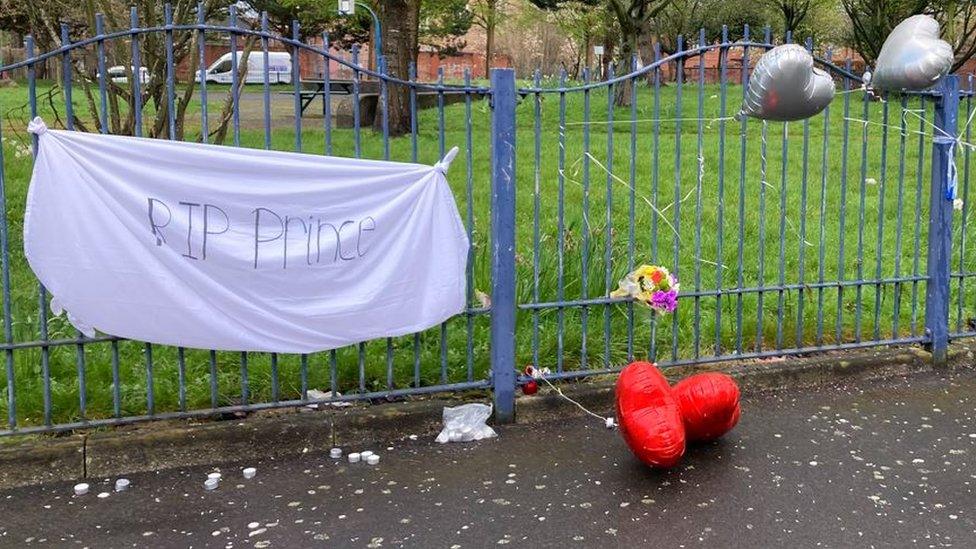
left=507, top=28, right=973, bottom=413
left=0, top=8, right=972, bottom=435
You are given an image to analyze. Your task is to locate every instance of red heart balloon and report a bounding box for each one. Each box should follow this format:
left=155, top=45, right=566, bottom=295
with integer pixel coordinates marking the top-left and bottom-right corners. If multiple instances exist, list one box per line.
left=615, top=361, right=685, bottom=468
left=672, top=373, right=741, bottom=442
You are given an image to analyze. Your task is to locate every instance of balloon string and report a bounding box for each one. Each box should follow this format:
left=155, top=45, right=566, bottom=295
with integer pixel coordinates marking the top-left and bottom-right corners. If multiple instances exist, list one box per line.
left=842, top=116, right=935, bottom=140
left=581, top=151, right=731, bottom=266
left=562, top=159, right=733, bottom=270
left=521, top=366, right=616, bottom=428
left=562, top=90, right=869, bottom=129
left=574, top=151, right=685, bottom=238
left=962, top=102, right=976, bottom=137
left=563, top=116, right=736, bottom=128
left=902, top=106, right=976, bottom=201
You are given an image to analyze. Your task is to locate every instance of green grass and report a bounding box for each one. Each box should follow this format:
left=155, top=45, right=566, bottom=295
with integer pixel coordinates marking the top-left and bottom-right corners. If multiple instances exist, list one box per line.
left=1, top=77, right=975, bottom=429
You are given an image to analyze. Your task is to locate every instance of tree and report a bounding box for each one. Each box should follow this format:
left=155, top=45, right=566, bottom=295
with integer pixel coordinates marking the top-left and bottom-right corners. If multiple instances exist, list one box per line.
left=0, top=0, right=30, bottom=44
left=470, top=0, right=506, bottom=77
left=650, top=0, right=703, bottom=55
left=548, top=1, right=610, bottom=77
left=243, top=0, right=347, bottom=39
left=242, top=0, right=372, bottom=71
left=931, top=0, right=976, bottom=72
left=2, top=0, right=88, bottom=79
left=241, top=0, right=472, bottom=68
left=605, top=0, right=675, bottom=104
left=419, top=0, right=473, bottom=55
left=377, top=0, right=420, bottom=135
left=842, top=0, right=976, bottom=71
left=527, top=0, right=604, bottom=76
left=765, top=0, right=847, bottom=45
left=16, top=0, right=233, bottom=138
left=765, top=0, right=813, bottom=36
left=841, top=0, right=927, bottom=66
left=650, top=0, right=769, bottom=54
left=607, top=0, right=671, bottom=73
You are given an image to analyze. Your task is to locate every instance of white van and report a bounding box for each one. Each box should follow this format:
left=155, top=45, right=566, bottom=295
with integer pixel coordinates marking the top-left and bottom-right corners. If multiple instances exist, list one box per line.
left=100, top=65, right=152, bottom=85
left=199, top=51, right=292, bottom=84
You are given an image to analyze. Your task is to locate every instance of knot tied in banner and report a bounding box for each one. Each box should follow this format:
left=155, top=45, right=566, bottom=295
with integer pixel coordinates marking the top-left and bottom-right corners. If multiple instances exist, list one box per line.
left=27, top=117, right=48, bottom=135
left=434, top=146, right=459, bottom=175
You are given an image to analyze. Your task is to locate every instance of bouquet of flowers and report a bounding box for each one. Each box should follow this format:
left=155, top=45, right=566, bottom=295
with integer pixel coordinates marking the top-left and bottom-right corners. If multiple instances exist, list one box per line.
left=609, top=265, right=679, bottom=314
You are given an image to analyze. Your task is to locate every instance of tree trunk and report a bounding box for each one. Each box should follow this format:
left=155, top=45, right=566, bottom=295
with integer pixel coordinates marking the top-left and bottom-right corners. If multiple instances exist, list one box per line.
left=376, top=0, right=419, bottom=136
left=601, top=35, right=614, bottom=80
left=583, top=32, right=592, bottom=74
left=485, top=21, right=494, bottom=78
left=212, top=36, right=256, bottom=145
left=613, top=33, right=635, bottom=106
left=368, top=25, right=376, bottom=72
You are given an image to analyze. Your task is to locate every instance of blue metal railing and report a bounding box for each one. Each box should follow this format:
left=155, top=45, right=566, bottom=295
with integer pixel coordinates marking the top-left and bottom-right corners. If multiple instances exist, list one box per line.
left=0, top=4, right=490, bottom=435
left=507, top=26, right=972, bottom=409
left=0, top=10, right=972, bottom=435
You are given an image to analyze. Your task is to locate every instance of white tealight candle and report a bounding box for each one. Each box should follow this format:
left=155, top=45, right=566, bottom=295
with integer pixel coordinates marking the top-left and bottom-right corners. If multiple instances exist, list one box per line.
left=73, top=483, right=89, bottom=496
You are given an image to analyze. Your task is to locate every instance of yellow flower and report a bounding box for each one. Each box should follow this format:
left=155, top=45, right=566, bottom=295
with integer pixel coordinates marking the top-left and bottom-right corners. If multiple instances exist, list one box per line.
left=636, top=265, right=657, bottom=279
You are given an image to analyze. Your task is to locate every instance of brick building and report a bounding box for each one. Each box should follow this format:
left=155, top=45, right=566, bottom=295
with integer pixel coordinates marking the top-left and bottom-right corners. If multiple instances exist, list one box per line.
left=178, top=37, right=511, bottom=83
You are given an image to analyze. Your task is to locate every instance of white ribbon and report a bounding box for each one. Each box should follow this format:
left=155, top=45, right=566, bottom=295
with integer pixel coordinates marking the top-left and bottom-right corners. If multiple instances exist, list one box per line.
left=947, top=140, right=958, bottom=200
left=936, top=135, right=959, bottom=201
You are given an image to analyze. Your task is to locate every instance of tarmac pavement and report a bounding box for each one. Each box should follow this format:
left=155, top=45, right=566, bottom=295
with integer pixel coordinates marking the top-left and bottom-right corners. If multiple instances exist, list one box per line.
left=2, top=367, right=976, bottom=548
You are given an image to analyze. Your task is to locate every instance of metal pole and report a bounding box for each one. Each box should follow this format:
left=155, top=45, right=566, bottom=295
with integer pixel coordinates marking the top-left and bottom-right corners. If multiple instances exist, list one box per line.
left=925, top=74, right=959, bottom=367
left=356, top=2, right=381, bottom=71
left=489, top=68, right=517, bottom=423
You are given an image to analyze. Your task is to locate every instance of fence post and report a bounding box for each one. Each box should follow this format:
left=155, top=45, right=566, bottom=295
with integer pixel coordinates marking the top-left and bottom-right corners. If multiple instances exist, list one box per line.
left=490, top=68, right=517, bottom=423
left=925, top=74, right=959, bottom=367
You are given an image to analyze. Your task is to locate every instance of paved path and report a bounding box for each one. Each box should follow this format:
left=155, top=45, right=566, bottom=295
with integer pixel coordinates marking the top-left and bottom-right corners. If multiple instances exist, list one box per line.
left=195, top=90, right=331, bottom=131
left=2, top=368, right=976, bottom=548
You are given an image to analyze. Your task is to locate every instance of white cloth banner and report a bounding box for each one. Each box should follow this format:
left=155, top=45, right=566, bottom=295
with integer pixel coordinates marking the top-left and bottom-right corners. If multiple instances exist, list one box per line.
left=24, top=118, right=469, bottom=353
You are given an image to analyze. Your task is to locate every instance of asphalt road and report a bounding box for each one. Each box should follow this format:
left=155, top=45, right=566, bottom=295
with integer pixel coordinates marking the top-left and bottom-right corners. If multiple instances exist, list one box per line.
left=2, top=368, right=976, bottom=548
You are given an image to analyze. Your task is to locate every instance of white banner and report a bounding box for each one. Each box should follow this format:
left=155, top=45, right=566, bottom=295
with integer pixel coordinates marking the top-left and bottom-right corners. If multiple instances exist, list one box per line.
left=24, top=118, right=469, bottom=353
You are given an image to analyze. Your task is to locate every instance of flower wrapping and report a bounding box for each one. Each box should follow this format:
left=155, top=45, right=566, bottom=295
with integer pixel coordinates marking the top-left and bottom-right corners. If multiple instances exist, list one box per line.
left=609, top=265, right=680, bottom=314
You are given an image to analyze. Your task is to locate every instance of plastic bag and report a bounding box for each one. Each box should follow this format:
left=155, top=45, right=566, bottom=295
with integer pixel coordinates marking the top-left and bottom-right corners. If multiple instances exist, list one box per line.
left=435, top=403, right=497, bottom=443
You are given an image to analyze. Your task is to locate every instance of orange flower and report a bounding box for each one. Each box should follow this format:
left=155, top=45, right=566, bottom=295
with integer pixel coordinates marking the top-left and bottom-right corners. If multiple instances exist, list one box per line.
left=649, top=269, right=664, bottom=285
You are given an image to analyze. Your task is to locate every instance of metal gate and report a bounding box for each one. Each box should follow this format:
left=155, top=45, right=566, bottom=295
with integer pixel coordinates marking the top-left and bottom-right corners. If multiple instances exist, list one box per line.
left=507, top=26, right=971, bottom=418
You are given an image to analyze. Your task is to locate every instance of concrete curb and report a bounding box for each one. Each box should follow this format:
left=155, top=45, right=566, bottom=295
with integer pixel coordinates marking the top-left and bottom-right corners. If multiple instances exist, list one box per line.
left=515, top=346, right=939, bottom=424
left=85, top=410, right=336, bottom=479
left=0, top=342, right=972, bottom=489
left=0, top=436, right=84, bottom=488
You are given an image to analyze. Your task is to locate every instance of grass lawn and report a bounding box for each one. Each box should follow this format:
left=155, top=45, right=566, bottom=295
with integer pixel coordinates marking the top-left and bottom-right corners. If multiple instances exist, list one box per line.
left=1, top=75, right=975, bottom=429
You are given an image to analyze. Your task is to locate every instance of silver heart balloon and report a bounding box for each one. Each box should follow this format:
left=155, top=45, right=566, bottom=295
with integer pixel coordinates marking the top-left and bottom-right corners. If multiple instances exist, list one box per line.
left=872, top=15, right=953, bottom=92
left=740, top=44, right=835, bottom=122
